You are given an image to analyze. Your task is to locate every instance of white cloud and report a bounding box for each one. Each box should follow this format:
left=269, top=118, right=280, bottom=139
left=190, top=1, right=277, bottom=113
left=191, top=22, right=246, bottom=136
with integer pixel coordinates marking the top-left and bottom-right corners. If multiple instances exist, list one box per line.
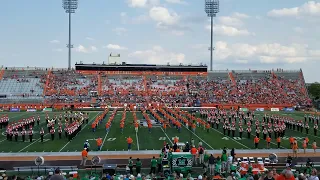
left=103, top=44, right=128, bottom=50
left=165, top=0, right=187, bottom=4
left=86, top=37, right=94, bottom=41
left=217, top=12, right=250, bottom=27
left=127, top=0, right=159, bottom=8
left=112, top=28, right=127, bottom=36
left=49, top=40, right=60, bottom=44
left=75, top=45, right=98, bottom=53
left=206, top=12, right=253, bottom=37
left=128, top=46, right=185, bottom=64
left=213, top=41, right=320, bottom=64
left=149, top=7, right=179, bottom=25
left=267, top=1, right=320, bottom=17
left=206, top=25, right=252, bottom=36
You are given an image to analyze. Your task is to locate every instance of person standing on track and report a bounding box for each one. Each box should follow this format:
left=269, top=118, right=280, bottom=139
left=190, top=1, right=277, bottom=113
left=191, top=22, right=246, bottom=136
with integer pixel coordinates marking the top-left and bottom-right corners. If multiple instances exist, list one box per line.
left=302, top=138, right=307, bottom=154
left=312, top=140, right=317, bottom=153
left=80, top=148, right=88, bottom=166
left=292, top=141, right=298, bottom=158
left=40, top=127, right=44, bottom=142
left=254, top=136, right=260, bottom=149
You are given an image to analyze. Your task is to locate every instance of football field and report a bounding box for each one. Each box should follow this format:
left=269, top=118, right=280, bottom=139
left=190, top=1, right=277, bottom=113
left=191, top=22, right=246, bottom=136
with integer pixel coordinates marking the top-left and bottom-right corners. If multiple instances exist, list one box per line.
left=0, top=110, right=318, bottom=153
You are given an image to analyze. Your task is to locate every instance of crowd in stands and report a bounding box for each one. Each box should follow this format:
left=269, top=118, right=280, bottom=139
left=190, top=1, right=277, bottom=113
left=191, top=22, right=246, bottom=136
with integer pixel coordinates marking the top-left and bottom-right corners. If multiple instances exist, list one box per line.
left=0, top=69, right=312, bottom=106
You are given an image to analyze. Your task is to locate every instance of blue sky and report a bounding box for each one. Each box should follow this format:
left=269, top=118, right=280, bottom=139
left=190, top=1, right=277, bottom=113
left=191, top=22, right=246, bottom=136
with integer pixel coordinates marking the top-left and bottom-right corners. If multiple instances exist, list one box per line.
left=0, top=0, right=319, bottom=82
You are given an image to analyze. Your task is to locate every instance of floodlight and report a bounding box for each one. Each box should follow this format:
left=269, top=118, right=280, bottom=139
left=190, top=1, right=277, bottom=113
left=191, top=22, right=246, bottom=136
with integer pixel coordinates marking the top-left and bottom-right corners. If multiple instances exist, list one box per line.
left=204, top=0, right=219, bottom=71
left=62, top=0, right=78, bottom=70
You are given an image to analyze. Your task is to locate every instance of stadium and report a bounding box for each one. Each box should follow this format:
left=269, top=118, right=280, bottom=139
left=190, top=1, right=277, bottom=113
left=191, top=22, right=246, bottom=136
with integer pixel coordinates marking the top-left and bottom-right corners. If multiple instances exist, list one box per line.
left=1, top=0, right=320, bottom=180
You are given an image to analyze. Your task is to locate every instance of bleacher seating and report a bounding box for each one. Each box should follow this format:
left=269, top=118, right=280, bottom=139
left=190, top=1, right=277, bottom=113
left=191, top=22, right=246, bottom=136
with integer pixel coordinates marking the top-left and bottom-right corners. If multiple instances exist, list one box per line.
left=0, top=68, right=311, bottom=106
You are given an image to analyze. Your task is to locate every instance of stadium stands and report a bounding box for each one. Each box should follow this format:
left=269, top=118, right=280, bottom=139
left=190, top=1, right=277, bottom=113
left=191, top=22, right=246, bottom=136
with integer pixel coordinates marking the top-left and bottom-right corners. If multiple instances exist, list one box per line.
left=0, top=67, right=312, bottom=108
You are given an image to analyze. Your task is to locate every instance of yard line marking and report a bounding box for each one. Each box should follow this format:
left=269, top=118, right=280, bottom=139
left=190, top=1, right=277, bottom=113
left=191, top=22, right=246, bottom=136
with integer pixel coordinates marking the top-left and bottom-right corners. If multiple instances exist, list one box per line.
left=208, top=126, right=250, bottom=149
left=160, top=127, right=173, bottom=145
left=101, top=131, right=109, bottom=150
left=180, top=123, right=214, bottom=150
left=135, top=131, right=140, bottom=150
left=58, top=112, right=100, bottom=152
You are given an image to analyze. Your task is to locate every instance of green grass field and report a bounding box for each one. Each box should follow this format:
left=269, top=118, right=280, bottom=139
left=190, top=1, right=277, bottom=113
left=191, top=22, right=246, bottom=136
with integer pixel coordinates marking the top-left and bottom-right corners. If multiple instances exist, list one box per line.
left=0, top=110, right=318, bottom=153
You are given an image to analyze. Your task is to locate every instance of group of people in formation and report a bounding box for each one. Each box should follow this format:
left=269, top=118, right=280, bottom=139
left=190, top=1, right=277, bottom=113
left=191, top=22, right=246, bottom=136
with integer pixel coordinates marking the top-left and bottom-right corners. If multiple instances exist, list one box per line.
left=200, top=109, right=318, bottom=150
left=4, top=111, right=89, bottom=143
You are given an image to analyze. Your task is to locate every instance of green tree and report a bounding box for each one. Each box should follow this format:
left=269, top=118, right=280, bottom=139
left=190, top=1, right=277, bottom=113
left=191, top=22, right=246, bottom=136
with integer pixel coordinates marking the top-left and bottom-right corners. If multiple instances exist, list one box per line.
left=308, top=82, right=320, bottom=99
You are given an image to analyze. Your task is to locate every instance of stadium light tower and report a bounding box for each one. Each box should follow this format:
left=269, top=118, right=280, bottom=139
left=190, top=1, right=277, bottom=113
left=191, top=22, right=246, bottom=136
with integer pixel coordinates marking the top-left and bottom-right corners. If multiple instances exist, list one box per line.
left=62, top=0, right=78, bottom=70
left=205, top=0, right=219, bottom=71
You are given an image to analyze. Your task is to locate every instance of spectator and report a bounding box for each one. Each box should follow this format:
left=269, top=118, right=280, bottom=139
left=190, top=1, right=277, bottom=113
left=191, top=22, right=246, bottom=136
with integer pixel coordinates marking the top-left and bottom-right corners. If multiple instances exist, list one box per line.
left=191, top=145, right=198, bottom=165
left=264, top=171, right=275, bottom=180
left=221, top=150, right=227, bottom=172
left=308, top=169, right=319, bottom=180
left=198, top=145, right=205, bottom=165
left=276, top=169, right=295, bottom=180
left=150, top=156, right=157, bottom=174
left=273, top=168, right=279, bottom=179
left=203, top=151, right=210, bottom=173
left=208, top=154, right=216, bottom=175
left=128, top=157, right=133, bottom=174
left=136, top=158, right=142, bottom=174
left=49, top=168, right=64, bottom=180
left=230, top=148, right=236, bottom=160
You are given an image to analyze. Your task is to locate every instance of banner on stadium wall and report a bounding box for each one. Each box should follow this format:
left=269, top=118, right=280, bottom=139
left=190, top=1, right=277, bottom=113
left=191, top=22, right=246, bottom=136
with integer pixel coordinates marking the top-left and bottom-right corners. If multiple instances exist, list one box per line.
left=42, top=108, right=53, bottom=112
left=27, top=108, right=37, bottom=112
left=10, top=108, right=20, bottom=112
left=283, top=108, right=294, bottom=112
left=239, top=108, right=248, bottom=112
left=271, top=108, right=279, bottom=112
left=256, top=108, right=264, bottom=112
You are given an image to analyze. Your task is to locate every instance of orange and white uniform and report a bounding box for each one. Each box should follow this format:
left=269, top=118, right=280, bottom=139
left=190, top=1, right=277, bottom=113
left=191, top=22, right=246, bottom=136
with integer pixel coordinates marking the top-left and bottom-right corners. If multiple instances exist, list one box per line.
left=312, top=141, right=317, bottom=150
